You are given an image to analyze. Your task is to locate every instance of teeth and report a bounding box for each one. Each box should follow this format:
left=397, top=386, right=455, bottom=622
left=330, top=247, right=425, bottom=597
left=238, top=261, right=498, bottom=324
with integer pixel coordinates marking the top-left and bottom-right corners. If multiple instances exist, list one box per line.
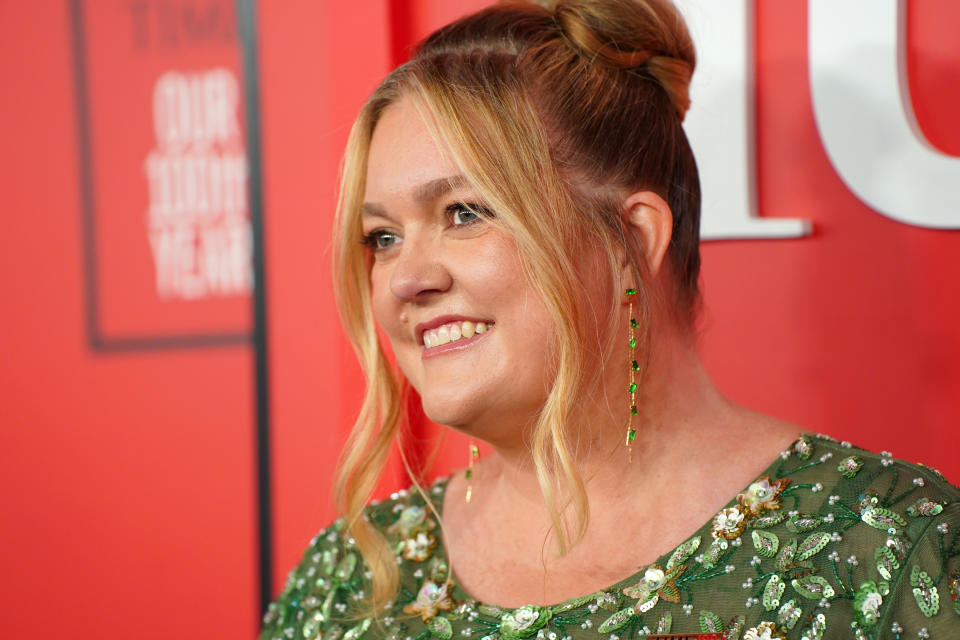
left=436, top=326, right=450, bottom=345
left=423, top=321, right=492, bottom=349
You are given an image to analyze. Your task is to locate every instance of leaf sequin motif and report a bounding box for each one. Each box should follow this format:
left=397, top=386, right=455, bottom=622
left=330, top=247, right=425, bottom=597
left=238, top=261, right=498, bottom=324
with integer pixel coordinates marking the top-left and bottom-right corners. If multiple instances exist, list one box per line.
left=874, top=546, right=899, bottom=581
left=786, top=515, right=823, bottom=533
left=801, top=613, right=827, bottom=640
left=861, top=507, right=906, bottom=532
left=427, top=616, right=452, bottom=640
left=723, top=616, right=744, bottom=640
left=322, top=548, right=339, bottom=575
left=478, top=604, right=505, bottom=617
left=344, top=619, right=372, bottom=640
left=906, top=498, right=944, bottom=517
left=667, top=536, right=701, bottom=570
left=335, top=552, right=357, bottom=581
left=910, top=566, right=941, bottom=617
left=778, top=599, right=802, bottom=630
left=796, top=533, right=831, bottom=561
left=753, top=511, right=787, bottom=529
left=303, top=610, right=325, bottom=639
left=699, top=610, right=724, bottom=634
left=702, top=538, right=729, bottom=569
left=763, top=574, right=785, bottom=611
left=776, top=539, right=798, bottom=571
left=837, top=455, right=863, bottom=478
left=598, top=607, right=635, bottom=633
left=885, top=536, right=910, bottom=559
left=752, top=530, right=780, bottom=558
left=792, top=576, right=836, bottom=600
left=596, top=591, right=619, bottom=611
left=549, top=594, right=592, bottom=614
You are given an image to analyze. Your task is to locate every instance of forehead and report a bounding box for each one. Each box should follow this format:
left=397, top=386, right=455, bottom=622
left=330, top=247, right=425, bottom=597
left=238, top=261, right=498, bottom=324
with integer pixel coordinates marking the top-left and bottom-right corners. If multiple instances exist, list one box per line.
left=364, top=98, right=463, bottom=202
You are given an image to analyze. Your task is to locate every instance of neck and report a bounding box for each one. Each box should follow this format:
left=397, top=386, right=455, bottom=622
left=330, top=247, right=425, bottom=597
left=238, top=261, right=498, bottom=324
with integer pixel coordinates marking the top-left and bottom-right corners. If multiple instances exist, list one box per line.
left=467, top=311, right=743, bottom=527
left=439, top=309, right=802, bottom=607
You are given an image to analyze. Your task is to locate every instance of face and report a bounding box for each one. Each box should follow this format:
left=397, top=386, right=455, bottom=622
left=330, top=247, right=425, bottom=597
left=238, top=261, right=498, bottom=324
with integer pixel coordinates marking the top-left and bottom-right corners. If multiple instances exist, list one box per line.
left=361, top=98, right=555, bottom=440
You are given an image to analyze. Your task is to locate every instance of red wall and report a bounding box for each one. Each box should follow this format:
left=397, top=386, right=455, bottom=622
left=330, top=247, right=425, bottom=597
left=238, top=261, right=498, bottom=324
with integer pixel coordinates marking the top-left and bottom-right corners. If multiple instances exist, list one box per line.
left=1, top=2, right=958, bottom=639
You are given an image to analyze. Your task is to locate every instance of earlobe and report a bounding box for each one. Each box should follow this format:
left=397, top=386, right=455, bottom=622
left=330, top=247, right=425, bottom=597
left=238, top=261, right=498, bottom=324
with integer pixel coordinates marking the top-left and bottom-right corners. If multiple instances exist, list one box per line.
left=624, top=191, right=673, bottom=276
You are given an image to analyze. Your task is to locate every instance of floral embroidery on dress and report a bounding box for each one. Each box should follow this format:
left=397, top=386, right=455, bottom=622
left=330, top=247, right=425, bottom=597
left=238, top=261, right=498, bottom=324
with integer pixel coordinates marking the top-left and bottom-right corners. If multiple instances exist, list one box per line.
left=403, top=579, right=456, bottom=622
left=743, top=620, right=786, bottom=640
left=389, top=504, right=440, bottom=562
left=499, top=605, right=551, bottom=640
left=259, top=435, right=960, bottom=640
left=623, top=564, right=685, bottom=612
left=712, top=505, right=749, bottom=540
left=738, top=476, right=790, bottom=515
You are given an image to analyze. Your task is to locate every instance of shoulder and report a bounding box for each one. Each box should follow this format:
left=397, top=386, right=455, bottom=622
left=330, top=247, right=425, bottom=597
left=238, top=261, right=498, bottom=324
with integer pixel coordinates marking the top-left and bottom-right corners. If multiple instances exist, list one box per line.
left=771, top=434, right=960, bottom=638
left=259, top=480, right=450, bottom=640
left=258, top=518, right=364, bottom=640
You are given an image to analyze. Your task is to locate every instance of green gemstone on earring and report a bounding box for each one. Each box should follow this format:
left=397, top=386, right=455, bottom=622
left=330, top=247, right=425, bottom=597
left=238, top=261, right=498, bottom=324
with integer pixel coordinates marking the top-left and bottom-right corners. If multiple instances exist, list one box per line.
left=628, top=429, right=636, bottom=441
left=625, top=288, right=637, bottom=295
left=630, top=318, right=638, bottom=329
left=629, top=383, right=637, bottom=394
left=465, top=469, right=472, bottom=479
left=631, top=405, right=638, bottom=416
left=629, top=337, right=636, bottom=349
left=631, top=360, right=640, bottom=371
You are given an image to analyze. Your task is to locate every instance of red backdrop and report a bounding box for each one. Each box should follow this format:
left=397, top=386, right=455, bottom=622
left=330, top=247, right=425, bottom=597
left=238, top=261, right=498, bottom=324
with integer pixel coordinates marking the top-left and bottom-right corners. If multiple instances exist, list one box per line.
left=1, top=1, right=958, bottom=639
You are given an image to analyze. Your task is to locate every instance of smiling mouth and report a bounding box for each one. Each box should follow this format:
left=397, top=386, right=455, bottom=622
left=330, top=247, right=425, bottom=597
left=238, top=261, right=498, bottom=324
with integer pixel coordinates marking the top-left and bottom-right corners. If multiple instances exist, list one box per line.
left=422, top=320, right=493, bottom=349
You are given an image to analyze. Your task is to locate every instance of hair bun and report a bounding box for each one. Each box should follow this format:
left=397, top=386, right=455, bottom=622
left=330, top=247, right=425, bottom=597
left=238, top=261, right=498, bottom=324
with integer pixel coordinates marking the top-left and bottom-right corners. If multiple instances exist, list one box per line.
left=551, top=0, right=695, bottom=120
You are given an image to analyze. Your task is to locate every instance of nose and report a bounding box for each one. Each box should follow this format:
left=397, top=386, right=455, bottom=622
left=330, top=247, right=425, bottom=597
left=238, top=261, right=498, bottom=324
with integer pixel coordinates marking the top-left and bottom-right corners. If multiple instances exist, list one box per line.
left=389, top=236, right=453, bottom=302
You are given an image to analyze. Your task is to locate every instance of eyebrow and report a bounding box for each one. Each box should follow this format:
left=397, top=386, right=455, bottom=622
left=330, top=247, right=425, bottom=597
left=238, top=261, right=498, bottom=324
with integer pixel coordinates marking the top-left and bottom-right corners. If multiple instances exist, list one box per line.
left=361, top=174, right=470, bottom=219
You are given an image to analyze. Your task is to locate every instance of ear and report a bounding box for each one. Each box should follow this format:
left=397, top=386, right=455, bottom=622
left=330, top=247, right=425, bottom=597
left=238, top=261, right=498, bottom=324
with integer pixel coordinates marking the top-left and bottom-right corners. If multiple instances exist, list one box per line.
left=623, top=190, right=673, bottom=276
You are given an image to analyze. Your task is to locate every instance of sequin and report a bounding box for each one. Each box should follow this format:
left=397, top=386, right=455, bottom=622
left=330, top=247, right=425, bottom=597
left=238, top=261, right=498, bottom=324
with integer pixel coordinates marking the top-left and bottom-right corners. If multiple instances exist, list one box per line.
left=737, top=476, right=790, bottom=515
left=762, top=574, right=784, bottom=611
left=791, top=576, right=835, bottom=600
left=499, top=605, right=550, bottom=640
left=403, top=580, right=456, bottom=622
left=906, top=498, right=944, bottom=517
left=427, top=616, right=453, bottom=639
left=853, top=581, right=886, bottom=627
left=597, top=607, right=634, bottom=633
left=743, top=621, right=785, bottom=640
left=751, top=530, right=779, bottom=558
left=260, top=435, right=960, bottom=640
left=910, top=566, right=941, bottom=617
left=698, top=610, right=723, bottom=634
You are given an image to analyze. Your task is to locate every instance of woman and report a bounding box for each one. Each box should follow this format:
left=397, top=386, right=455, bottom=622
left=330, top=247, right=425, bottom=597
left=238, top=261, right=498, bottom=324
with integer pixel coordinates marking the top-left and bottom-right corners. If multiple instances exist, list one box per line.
left=261, top=1, right=959, bottom=639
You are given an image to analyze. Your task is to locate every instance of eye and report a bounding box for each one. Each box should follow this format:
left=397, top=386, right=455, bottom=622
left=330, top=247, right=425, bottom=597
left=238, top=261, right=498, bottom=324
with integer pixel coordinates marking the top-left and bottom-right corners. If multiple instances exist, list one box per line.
left=448, top=202, right=494, bottom=226
left=361, top=230, right=400, bottom=251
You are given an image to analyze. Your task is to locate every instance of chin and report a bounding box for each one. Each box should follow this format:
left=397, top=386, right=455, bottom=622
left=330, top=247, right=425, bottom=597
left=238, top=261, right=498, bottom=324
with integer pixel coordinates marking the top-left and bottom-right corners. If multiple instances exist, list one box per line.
left=419, top=395, right=477, bottom=431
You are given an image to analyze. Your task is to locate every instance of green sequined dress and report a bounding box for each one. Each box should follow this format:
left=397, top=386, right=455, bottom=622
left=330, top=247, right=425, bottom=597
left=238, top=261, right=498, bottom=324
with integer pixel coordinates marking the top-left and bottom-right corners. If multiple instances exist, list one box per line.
left=260, top=435, right=960, bottom=640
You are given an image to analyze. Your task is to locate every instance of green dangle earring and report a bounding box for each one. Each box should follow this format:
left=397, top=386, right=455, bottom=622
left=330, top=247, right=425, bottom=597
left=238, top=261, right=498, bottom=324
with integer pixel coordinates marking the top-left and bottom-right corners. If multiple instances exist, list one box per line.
left=625, top=287, right=639, bottom=462
left=465, top=442, right=479, bottom=503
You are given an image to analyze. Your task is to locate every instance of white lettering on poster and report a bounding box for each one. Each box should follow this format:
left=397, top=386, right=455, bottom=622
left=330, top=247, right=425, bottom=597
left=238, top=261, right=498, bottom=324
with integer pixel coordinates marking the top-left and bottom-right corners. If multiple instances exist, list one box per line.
left=144, top=68, right=252, bottom=299
left=809, top=0, right=960, bottom=229
left=677, top=0, right=812, bottom=240
left=679, top=0, right=959, bottom=236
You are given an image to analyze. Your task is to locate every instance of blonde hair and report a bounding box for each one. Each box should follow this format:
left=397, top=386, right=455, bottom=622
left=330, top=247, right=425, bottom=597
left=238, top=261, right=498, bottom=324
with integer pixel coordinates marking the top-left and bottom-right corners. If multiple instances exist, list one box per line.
left=332, top=0, right=700, bottom=609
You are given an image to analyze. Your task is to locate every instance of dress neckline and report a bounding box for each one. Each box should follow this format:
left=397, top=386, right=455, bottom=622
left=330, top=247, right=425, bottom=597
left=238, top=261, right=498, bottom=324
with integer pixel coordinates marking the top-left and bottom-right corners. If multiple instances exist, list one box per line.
left=426, top=434, right=806, bottom=612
